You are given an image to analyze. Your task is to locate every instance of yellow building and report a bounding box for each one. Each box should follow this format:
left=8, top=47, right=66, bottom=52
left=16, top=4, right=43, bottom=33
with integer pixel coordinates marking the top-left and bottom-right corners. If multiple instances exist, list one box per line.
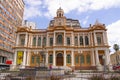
left=13, top=8, right=111, bottom=70
left=0, top=0, right=24, bottom=65
left=110, top=51, right=120, bottom=66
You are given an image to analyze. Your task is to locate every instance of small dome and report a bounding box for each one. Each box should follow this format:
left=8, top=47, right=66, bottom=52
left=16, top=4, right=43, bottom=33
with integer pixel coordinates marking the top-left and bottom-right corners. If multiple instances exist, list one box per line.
left=56, top=7, right=64, bottom=17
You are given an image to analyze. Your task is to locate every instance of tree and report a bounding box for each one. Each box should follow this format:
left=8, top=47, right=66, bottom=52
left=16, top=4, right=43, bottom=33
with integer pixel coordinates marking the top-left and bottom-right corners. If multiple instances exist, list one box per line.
left=113, top=44, right=119, bottom=52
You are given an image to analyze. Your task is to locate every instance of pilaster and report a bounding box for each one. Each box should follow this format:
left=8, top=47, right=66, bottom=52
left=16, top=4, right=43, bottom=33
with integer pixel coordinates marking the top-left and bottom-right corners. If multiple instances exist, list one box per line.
left=53, top=50, right=56, bottom=66
left=64, top=50, right=66, bottom=66
left=71, top=50, right=75, bottom=66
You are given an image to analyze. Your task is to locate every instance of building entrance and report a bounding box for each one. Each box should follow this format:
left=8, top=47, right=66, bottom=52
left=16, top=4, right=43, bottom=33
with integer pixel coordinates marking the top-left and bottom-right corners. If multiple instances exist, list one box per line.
left=56, top=53, right=63, bottom=66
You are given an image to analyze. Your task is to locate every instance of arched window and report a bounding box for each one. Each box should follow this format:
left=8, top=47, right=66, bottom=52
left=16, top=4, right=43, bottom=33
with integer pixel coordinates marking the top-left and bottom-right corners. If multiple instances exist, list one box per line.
left=80, top=36, right=83, bottom=45
left=85, top=36, right=89, bottom=45
left=86, top=54, right=91, bottom=64
left=80, top=54, right=84, bottom=64
left=49, top=54, right=53, bottom=63
left=57, top=35, right=63, bottom=44
left=74, top=36, right=78, bottom=46
left=50, top=37, right=53, bottom=46
left=67, top=37, right=70, bottom=45
left=32, top=37, right=36, bottom=46
left=97, top=36, right=101, bottom=45
left=37, top=37, right=41, bottom=46
left=59, top=13, right=61, bottom=17
left=67, top=54, right=71, bottom=63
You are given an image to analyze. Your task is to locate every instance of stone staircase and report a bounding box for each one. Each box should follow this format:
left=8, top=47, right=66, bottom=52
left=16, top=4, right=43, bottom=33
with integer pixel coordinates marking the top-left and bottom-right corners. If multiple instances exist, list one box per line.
left=52, top=66, right=72, bottom=71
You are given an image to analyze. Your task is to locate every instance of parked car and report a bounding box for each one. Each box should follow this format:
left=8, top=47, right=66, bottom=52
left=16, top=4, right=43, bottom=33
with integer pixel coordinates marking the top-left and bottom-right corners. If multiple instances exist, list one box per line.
left=113, top=65, right=120, bottom=70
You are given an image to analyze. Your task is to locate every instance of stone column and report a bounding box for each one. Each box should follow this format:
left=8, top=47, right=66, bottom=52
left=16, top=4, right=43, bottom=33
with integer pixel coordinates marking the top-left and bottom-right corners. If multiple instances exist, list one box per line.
left=23, top=50, right=27, bottom=68
left=94, top=32, right=97, bottom=46
left=64, top=50, right=66, bottom=66
left=47, top=33, right=49, bottom=47
left=92, top=49, right=95, bottom=66
left=91, top=32, right=93, bottom=46
left=105, top=49, right=109, bottom=65
left=71, top=32, right=74, bottom=46
left=26, top=51, right=30, bottom=66
left=95, top=49, right=102, bottom=71
left=83, top=33, right=85, bottom=47
left=53, top=32, right=56, bottom=46
left=16, top=34, right=19, bottom=46
left=88, top=33, right=90, bottom=46
left=31, top=35, right=33, bottom=47
left=36, top=36, right=38, bottom=47
left=78, top=34, right=80, bottom=46
left=46, top=52, right=48, bottom=66
left=53, top=50, right=56, bottom=66
left=71, top=50, right=75, bottom=66
left=25, top=33, right=28, bottom=46
left=103, top=31, right=106, bottom=45
left=13, top=50, right=17, bottom=66
left=95, top=49, right=100, bottom=65
left=41, top=36, right=43, bottom=47
left=64, top=32, right=66, bottom=46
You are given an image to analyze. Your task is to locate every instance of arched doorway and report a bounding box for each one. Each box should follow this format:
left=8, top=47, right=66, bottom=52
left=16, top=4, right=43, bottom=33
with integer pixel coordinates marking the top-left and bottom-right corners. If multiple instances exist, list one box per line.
left=56, top=53, right=63, bottom=66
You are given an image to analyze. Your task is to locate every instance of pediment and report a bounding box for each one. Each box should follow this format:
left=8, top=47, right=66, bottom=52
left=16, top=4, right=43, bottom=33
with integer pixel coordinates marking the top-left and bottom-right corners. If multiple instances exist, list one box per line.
left=47, top=26, right=66, bottom=30
left=91, top=25, right=106, bottom=30
left=17, top=27, right=30, bottom=32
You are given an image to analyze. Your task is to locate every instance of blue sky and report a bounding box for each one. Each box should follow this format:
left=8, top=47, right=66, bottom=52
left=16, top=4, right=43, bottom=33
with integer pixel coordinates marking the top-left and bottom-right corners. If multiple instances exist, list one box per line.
left=23, top=0, right=120, bottom=53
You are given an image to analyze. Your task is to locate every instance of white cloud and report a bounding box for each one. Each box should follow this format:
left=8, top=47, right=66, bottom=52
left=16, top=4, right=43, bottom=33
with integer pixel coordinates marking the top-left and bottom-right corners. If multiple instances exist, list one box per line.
left=23, top=0, right=42, bottom=19
left=24, top=0, right=120, bottom=19
left=82, top=16, right=89, bottom=26
left=43, top=0, right=120, bottom=17
left=107, top=20, right=120, bottom=53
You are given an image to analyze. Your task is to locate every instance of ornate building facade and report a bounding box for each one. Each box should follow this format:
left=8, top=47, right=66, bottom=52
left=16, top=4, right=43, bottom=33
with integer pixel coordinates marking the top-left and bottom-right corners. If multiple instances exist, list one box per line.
left=13, top=8, right=111, bottom=70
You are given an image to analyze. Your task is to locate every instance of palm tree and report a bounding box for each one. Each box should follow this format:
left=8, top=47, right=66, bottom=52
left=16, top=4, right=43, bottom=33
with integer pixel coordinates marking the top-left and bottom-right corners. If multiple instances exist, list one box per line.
left=113, top=44, right=119, bottom=52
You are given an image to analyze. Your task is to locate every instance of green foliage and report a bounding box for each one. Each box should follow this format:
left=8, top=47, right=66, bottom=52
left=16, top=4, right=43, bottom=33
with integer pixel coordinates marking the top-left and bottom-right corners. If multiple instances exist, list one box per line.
left=113, top=44, right=119, bottom=52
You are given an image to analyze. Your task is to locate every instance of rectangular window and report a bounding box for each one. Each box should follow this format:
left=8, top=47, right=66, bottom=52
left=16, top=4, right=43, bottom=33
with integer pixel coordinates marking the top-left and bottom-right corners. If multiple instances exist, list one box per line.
left=31, top=56, right=35, bottom=64
left=32, top=37, right=36, bottom=46
left=49, top=55, right=53, bottom=63
left=50, top=37, right=53, bottom=46
left=36, top=56, right=40, bottom=64
left=80, top=55, right=84, bottom=64
left=75, top=56, right=79, bottom=64
left=85, top=36, right=89, bottom=45
left=80, top=36, right=83, bottom=45
left=43, top=37, right=46, bottom=46
left=74, top=36, right=78, bottom=46
left=67, top=37, right=70, bottom=45
left=67, top=55, right=71, bottom=63
left=37, top=37, right=41, bottom=46
left=19, top=34, right=25, bottom=45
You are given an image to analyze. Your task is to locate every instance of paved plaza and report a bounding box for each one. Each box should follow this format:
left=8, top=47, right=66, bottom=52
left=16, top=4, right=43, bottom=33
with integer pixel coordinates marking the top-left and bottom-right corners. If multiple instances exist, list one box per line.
left=0, top=70, right=120, bottom=80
